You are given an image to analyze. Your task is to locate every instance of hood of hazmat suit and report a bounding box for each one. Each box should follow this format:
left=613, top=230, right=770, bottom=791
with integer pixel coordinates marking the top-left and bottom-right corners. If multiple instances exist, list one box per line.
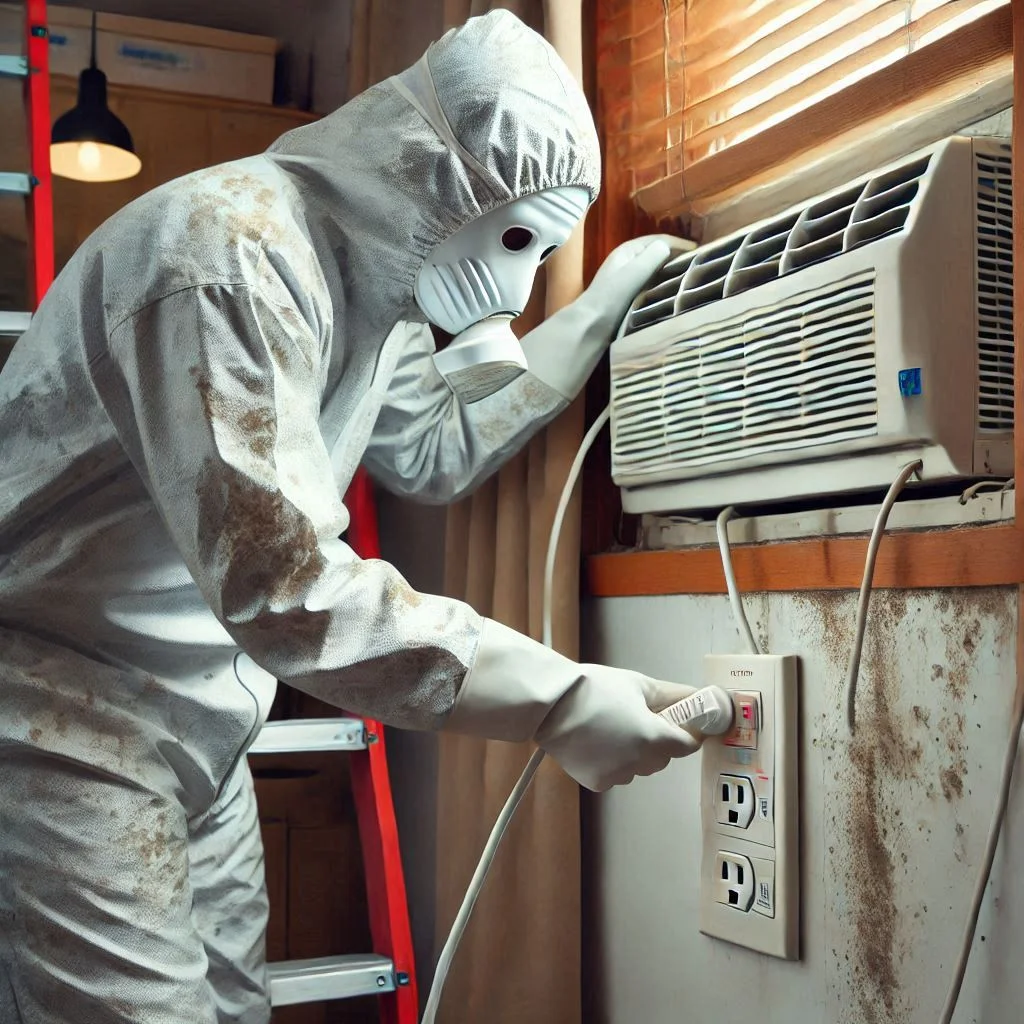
left=0, top=12, right=696, bottom=1022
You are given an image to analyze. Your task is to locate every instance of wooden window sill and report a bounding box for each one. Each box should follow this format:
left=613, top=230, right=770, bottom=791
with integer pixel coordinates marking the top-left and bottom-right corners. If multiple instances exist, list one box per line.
left=586, top=523, right=1024, bottom=596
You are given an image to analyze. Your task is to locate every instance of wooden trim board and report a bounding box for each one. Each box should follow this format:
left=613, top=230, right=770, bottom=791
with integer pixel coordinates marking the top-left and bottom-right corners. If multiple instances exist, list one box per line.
left=587, top=526, right=1024, bottom=596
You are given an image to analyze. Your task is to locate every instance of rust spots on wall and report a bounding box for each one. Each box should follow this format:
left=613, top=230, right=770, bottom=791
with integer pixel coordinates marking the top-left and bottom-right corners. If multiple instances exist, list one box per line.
left=937, top=589, right=1013, bottom=703
left=800, top=590, right=856, bottom=672
left=940, top=766, right=964, bottom=801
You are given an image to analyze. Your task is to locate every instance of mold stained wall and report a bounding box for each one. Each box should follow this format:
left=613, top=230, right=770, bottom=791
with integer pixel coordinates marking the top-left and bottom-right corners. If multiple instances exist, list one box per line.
left=584, top=589, right=1023, bottom=1023
left=582, top=109, right=1020, bottom=1024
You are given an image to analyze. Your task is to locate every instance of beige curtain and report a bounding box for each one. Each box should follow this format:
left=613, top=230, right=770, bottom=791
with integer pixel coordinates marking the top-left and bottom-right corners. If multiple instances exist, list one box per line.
left=434, top=3, right=586, bottom=1022
left=347, top=2, right=588, bottom=1018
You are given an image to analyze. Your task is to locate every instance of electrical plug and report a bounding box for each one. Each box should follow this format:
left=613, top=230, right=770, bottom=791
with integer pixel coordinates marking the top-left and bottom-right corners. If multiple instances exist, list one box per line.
left=659, top=685, right=735, bottom=736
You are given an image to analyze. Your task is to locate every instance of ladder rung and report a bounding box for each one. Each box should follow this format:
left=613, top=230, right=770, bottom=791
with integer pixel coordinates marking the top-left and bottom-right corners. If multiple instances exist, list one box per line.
left=0, top=172, right=31, bottom=195
left=268, top=954, right=395, bottom=1006
left=248, top=717, right=367, bottom=754
left=0, top=55, right=28, bottom=78
left=0, top=311, right=31, bottom=337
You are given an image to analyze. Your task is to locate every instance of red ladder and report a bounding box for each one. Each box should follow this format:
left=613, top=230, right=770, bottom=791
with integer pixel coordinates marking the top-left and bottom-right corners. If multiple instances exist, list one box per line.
left=1, top=0, right=53, bottom=347
left=249, top=469, right=419, bottom=1023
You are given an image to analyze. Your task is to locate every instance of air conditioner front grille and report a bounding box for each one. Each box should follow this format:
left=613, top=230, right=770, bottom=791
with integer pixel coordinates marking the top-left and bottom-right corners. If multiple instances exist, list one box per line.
left=975, top=144, right=1014, bottom=434
left=612, top=273, right=878, bottom=478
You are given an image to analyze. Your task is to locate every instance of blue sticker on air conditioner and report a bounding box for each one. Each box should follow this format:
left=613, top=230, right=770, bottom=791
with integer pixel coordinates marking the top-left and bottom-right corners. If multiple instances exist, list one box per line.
left=898, top=368, right=922, bottom=397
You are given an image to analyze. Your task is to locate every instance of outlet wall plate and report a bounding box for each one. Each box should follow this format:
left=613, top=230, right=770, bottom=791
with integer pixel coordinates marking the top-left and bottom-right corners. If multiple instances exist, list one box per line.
left=698, top=653, right=799, bottom=960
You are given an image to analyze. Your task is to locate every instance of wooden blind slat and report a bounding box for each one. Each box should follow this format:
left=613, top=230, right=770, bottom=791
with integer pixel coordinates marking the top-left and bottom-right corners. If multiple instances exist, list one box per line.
left=685, top=3, right=904, bottom=120
left=686, top=0, right=883, bottom=72
left=683, top=0, right=1009, bottom=164
left=684, top=0, right=818, bottom=64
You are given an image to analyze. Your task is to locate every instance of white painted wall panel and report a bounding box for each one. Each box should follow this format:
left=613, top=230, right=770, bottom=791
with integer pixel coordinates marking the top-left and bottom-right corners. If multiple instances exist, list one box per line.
left=584, top=589, right=1020, bottom=1024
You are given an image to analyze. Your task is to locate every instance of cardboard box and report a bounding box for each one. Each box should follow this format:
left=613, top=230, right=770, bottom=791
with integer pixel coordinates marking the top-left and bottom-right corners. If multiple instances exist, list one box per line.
left=0, top=4, right=278, bottom=106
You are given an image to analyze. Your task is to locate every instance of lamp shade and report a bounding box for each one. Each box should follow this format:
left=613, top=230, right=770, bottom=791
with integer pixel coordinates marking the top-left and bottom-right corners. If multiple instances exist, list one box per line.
left=50, top=66, right=142, bottom=183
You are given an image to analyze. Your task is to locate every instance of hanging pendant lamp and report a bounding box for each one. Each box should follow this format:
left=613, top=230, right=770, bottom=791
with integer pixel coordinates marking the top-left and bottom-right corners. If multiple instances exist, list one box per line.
left=50, top=12, right=142, bottom=183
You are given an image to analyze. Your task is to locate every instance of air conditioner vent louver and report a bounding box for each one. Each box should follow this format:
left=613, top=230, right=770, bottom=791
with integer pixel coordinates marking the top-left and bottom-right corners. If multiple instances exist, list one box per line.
left=628, top=251, right=692, bottom=331
left=612, top=272, right=878, bottom=477
left=975, top=145, right=1014, bottom=433
left=623, top=154, right=932, bottom=335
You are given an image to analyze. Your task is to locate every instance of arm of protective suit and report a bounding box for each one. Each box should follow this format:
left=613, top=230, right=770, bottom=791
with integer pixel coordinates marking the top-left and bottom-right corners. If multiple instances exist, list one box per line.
left=99, top=278, right=698, bottom=789
left=362, top=235, right=679, bottom=503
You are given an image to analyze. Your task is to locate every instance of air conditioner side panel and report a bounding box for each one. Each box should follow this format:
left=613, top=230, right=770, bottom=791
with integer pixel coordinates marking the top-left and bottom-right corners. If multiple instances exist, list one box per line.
left=886, top=138, right=977, bottom=477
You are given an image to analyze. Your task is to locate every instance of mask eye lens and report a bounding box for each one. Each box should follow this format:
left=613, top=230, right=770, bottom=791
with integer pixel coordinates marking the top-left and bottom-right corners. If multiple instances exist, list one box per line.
left=501, top=226, right=535, bottom=253
left=540, top=244, right=558, bottom=263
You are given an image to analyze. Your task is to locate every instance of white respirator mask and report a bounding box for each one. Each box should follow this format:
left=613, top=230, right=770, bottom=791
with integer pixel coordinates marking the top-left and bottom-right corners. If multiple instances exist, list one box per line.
left=416, top=185, right=591, bottom=403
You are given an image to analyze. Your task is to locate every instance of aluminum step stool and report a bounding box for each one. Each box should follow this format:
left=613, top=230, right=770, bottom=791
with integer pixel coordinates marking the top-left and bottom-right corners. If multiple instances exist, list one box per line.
left=249, top=469, right=419, bottom=1023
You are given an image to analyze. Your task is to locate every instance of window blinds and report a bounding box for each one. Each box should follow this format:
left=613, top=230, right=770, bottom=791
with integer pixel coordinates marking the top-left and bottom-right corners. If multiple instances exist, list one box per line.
left=683, top=0, right=1010, bottom=165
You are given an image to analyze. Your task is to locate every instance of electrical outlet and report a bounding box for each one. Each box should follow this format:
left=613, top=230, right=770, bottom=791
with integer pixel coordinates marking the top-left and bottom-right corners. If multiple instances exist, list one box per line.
left=698, top=653, right=799, bottom=960
left=716, top=774, right=755, bottom=828
left=714, top=852, right=754, bottom=911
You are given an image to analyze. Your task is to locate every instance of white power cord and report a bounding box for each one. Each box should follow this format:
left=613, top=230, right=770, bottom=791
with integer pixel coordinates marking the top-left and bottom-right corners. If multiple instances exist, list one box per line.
left=938, top=684, right=1024, bottom=1024
left=958, top=477, right=1014, bottom=504
left=420, top=405, right=611, bottom=1024
left=844, top=460, right=921, bottom=734
left=715, top=506, right=760, bottom=656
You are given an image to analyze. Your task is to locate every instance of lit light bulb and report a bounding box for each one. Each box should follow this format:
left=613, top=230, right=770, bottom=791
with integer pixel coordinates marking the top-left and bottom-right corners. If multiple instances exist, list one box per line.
left=77, top=141, right=102, bottom=173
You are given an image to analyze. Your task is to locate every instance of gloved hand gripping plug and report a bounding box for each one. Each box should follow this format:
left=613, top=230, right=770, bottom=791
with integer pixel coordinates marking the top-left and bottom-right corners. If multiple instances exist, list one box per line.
left=446, top=619, right=710, bottom=791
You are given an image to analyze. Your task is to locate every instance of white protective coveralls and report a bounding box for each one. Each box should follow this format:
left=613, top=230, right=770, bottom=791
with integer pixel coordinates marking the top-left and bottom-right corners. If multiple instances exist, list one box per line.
left=0, top=10, right=698, bottom=1023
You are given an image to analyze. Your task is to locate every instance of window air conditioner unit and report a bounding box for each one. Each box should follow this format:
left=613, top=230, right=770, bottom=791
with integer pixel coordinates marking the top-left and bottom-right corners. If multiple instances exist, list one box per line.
left=609, top=136, right=1014, bottom=515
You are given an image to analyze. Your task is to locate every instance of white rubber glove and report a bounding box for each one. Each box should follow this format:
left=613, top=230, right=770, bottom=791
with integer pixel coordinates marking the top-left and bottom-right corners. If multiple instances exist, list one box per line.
left=445, top=619, right=702, bottom=791
left=520, top=234, right=692, bottom=401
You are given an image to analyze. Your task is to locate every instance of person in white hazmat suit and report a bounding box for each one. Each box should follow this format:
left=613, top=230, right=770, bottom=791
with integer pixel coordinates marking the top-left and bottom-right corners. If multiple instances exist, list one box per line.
left=0, top=10, right=701, bottom=1024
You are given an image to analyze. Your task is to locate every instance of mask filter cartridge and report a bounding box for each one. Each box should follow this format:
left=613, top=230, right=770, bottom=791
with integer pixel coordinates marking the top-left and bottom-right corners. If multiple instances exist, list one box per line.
left=432, top=315, right=527, bottom=404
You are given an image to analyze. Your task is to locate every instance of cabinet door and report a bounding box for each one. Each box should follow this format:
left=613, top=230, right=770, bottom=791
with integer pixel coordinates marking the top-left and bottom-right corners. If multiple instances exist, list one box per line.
left=209, top=107, right=310, bottom=166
